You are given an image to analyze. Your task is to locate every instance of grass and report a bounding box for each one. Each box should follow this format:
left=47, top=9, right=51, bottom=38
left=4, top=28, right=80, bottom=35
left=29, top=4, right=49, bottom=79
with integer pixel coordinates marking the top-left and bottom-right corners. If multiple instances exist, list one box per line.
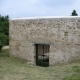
left=0, top=49, right=9, bottom=57
left=0, top=49, right=80, bottom=80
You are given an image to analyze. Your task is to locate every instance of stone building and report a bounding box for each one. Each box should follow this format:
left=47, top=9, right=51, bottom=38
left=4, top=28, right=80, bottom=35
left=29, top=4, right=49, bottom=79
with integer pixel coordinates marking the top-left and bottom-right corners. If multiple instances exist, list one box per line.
left=9, top=16, right=80, bottom=66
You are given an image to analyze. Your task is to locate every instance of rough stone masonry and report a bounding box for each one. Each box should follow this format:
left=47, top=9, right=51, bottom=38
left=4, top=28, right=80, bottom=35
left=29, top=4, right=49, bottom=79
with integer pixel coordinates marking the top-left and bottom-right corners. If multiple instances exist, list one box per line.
left=9, top=16, right=80, bottom=65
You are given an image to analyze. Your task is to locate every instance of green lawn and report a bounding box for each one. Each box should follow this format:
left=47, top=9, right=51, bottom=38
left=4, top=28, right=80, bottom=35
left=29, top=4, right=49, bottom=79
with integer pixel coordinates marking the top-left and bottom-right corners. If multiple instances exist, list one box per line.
left=0, top=49, right=80, bottom=80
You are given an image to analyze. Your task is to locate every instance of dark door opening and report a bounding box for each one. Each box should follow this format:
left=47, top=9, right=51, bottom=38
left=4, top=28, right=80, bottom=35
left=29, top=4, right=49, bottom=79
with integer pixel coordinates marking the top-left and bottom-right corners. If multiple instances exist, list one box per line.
left=35, top=44, right=50, bottom=67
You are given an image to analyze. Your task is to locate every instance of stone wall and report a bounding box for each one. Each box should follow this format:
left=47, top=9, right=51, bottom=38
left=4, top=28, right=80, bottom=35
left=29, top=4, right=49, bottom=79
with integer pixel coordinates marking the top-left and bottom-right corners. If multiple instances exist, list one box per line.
left=9, top=17, right=80, bottom=65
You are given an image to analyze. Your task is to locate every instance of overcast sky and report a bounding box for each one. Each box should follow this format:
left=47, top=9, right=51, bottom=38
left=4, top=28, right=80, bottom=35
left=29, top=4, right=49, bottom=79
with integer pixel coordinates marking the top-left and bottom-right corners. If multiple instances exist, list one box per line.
left=0, top=0, right=80, bottom=18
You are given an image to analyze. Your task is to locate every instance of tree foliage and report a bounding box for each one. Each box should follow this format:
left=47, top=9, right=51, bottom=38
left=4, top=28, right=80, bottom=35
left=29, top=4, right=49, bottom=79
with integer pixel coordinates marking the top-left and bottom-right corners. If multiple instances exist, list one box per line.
left=71, top=10, right=78, bottom=16
left=0, top=15, right=9, bottom=51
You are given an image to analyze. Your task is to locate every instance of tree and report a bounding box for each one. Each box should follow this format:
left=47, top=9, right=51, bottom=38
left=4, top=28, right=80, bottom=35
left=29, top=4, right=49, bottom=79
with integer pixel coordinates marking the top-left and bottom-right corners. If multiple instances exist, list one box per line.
left=71, top=10, right=78, bottom=16
left=0, top=33, right=8, bottom=51
left=0, top=15, right=9, bottom=51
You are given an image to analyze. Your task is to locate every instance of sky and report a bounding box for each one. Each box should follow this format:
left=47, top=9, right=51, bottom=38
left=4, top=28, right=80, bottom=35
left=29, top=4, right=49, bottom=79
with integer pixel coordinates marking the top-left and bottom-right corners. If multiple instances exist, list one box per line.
left=0, top=0, right=80, bottom=18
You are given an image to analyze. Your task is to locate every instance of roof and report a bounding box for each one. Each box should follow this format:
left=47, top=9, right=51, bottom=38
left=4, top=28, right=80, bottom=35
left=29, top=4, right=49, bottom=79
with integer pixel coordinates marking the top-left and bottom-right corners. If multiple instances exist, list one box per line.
left=11, top=16, right=80, bottom=20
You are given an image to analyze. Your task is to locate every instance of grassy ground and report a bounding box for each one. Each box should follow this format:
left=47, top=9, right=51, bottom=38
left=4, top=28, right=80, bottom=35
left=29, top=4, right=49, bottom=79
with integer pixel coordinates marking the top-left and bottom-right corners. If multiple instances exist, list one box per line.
left=0, top=49, right=80, bottom=80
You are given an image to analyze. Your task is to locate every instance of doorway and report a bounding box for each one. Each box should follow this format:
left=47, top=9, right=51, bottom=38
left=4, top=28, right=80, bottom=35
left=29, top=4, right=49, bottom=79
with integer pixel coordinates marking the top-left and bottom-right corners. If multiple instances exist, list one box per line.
left=35, top=44, right=50, bottom=67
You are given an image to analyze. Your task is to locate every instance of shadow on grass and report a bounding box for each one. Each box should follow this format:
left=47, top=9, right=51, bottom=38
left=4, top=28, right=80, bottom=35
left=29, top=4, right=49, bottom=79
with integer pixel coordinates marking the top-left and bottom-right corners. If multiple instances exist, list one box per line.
left=0, top=49, right=9, bottom=57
